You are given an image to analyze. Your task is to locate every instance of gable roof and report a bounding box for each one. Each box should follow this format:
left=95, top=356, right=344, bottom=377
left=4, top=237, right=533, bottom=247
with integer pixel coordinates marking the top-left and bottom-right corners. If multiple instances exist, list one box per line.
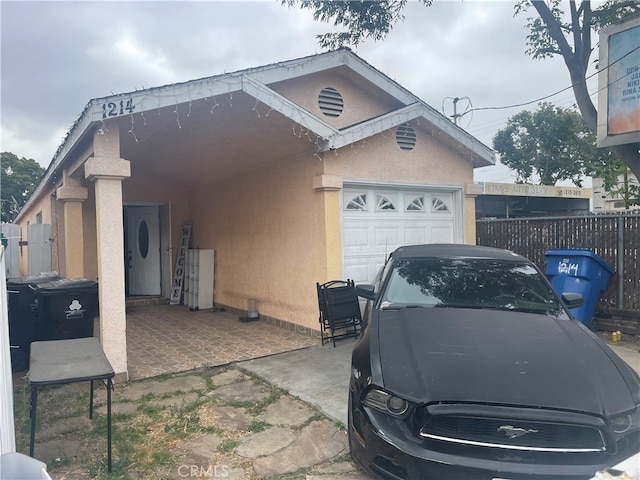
left=19, top=48, right=494, bottom=221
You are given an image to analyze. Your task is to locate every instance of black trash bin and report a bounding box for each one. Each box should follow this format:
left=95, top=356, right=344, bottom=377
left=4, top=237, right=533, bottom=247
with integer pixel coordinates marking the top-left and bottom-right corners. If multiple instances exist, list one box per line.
left=7, top=273, right=61, bottom=372
left=33, top=278, right=99, bottom=342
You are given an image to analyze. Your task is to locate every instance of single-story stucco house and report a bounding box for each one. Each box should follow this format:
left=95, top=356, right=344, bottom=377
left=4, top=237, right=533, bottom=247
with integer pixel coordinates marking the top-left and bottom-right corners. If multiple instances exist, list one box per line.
left=14, top=48, right=494, bottom=380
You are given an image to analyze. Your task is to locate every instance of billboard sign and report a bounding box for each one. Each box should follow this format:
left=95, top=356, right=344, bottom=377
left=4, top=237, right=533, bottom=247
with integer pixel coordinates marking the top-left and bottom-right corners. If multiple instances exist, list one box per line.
left=478, top=182, right=592, bottom=199
left=597, top=16, right=640, bottom=147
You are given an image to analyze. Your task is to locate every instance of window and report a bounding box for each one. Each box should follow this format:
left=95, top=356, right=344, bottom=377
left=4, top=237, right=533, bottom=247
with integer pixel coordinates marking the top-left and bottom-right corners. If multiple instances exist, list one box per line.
left=432, top=197, right=449, bottom=212
left=138, top=220, right=149, bottom=259
left=405, top=196, right=425, bottom=212
left=375, top=194, right=396, bottom=211
left=345, top=193, right=367, bottom=211
left=383, top=258, right=563, bottom=315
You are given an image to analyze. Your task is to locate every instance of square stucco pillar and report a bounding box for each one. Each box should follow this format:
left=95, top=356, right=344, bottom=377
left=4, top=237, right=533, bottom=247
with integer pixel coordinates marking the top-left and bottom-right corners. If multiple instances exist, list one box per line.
left=313, top=174, right=343, bottom=281
left=56, top=181, right=88, bottom=278
left=465, top=183, right=483, bottom=245
left=85, top=155, right=131, bottom=382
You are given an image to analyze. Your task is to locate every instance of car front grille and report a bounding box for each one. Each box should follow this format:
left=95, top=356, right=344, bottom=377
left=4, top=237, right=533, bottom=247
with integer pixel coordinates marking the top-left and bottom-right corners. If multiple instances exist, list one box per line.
left=419, top=415, right=607, bottom=452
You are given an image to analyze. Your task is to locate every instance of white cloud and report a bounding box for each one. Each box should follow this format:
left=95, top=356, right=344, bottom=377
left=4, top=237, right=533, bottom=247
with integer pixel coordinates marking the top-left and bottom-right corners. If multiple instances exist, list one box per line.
left=0, top=0, right=599, bottom=183
left=111, top=31, right=176, bottom=84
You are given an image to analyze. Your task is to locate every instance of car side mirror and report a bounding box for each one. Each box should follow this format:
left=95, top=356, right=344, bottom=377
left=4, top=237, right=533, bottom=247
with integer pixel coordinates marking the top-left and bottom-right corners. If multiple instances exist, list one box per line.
left=356, top=284, right=376, bottom=300
left=562, top=292, right=584, bottom=309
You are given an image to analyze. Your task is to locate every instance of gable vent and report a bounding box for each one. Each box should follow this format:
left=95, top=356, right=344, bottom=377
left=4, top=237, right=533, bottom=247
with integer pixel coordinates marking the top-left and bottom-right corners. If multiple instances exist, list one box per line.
left=318, top=87, right=344, bottom=117
left=396, top=123, right=416, bottom=151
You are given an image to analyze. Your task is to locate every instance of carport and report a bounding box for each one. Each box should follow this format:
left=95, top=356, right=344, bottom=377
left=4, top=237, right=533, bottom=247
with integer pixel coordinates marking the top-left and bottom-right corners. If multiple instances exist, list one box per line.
left=14, top=48, right=494, bottom=382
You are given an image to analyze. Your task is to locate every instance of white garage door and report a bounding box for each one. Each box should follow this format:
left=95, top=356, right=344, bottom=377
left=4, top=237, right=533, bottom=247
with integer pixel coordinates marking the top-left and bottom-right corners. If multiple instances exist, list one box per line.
left=342, top=186, right=463, bottom=283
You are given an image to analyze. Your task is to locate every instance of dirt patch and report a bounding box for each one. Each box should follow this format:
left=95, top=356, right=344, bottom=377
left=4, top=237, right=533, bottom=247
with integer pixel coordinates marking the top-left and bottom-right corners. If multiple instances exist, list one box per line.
left=13, top=366, right=357, bottom=480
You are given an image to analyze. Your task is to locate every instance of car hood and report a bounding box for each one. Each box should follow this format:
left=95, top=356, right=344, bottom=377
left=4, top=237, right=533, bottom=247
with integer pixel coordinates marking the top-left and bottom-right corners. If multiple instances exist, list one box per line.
left=376, top=307, right=639, bottom=416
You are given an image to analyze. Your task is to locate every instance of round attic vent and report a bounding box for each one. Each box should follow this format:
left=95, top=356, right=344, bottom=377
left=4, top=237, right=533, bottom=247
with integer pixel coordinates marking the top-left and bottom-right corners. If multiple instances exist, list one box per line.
left=318, top=87, right=344, bottom=117
left=396, top=123, right=416, bottom=151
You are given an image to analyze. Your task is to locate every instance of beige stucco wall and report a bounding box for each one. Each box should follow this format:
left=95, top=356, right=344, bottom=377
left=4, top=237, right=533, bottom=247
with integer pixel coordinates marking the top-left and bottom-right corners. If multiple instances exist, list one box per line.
left=322, top=125, right=472, bottom=186
left=80, top=186, right=98, bottom=279
left=185, top=118, right=474, bottom=331
left=51, top=176, right=97, bottom=280
left=273, top=68, right=472, bottom=186
left=188, top=152, right=327, bottom=330
left=187, top=71, right=428, bottom=329
left=52, top=196, right=64, bottom=276
left=271, top=68, right=403, bottom=130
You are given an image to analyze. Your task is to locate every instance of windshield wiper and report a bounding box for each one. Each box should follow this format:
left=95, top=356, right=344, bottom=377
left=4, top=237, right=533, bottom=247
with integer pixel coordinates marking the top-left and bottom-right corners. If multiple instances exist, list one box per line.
left=381, top=303, right=427, bottom=310
left=433, top=303, right=486, bottom=310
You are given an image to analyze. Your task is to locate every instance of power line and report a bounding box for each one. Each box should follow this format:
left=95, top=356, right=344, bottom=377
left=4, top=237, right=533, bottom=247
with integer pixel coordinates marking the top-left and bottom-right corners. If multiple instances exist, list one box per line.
left=460, top=42, right=636, bottom=145
left=468, top=44, right=640, bottom=115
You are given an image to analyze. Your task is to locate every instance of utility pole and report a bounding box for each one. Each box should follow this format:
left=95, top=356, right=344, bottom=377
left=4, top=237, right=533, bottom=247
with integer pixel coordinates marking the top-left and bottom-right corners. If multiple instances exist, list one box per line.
left=445, top=96, right=471, bottom=126
left=452, top=97, right=461, bottom=125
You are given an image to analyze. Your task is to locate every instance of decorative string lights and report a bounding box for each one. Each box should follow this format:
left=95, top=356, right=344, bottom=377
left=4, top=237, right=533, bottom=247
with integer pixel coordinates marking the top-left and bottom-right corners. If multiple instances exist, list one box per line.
left=128, top=115, right=138, bottom=143
left=65, top=64, right=483, bottom=169
left=252, top=98, right=262, bottom=118
left=210, top=95, right=219, bottom=115
left=19, top=52, right=494, bottom=225
left=35, top=51, right=492, bottom=212
left=174, top=102, right=181, bottom=130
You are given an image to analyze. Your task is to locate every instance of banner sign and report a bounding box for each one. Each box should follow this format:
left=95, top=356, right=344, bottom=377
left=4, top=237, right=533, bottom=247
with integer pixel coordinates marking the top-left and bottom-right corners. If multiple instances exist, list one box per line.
left=170, top=222, right=192, bottom=305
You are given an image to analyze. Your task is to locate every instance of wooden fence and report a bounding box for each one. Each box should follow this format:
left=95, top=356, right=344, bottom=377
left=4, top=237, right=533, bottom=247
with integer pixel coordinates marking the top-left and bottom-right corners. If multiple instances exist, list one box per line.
left=476, top=212, right=640, bottom=313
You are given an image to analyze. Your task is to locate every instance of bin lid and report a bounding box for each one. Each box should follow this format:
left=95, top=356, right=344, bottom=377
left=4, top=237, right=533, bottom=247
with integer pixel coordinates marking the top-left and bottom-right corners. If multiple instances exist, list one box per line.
left=544, top=249, right=614, bottom=274
left=33, top=278, right=98, bottom=293
left=6, top=273, right=62, bottom=286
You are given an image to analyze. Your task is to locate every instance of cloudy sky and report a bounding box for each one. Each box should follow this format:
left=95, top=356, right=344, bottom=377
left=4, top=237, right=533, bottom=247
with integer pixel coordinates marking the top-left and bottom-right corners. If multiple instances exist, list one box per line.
left=0, top=0, right=594, bottom=183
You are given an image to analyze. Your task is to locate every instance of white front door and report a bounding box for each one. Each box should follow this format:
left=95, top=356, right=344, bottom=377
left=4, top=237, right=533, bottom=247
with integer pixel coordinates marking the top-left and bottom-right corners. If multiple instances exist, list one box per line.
left=127, top=206, right=161, bottom=295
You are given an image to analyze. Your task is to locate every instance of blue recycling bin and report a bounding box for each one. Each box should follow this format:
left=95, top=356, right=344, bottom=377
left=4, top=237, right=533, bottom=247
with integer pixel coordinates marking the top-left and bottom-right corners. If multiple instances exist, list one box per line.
left=544, top=249, right=614, bottom=326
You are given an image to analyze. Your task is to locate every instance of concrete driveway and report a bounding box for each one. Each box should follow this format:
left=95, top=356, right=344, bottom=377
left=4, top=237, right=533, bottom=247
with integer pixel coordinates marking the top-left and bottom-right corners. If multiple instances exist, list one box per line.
left=239, top=338, right=357, bottom=426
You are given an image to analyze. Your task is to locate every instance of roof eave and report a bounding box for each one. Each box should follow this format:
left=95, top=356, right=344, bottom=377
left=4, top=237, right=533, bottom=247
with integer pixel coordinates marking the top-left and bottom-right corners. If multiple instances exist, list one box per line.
left=15, top=48, right=494, bottom=221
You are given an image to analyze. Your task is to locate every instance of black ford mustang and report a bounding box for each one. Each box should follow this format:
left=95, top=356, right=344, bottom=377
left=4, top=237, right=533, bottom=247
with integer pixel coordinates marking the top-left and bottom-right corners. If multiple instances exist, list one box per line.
left=349, top=244, right=640, bottom=480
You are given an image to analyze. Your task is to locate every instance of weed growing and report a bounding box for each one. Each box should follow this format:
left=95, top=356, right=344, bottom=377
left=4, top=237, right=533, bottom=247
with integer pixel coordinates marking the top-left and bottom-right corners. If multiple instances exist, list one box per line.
left=13, top=365, right=353, bottom=479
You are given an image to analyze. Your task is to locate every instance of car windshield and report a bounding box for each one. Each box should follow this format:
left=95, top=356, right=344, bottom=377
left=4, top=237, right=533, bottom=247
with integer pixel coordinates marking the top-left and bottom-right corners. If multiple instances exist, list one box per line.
left=382, top=258, right=564, bottom=316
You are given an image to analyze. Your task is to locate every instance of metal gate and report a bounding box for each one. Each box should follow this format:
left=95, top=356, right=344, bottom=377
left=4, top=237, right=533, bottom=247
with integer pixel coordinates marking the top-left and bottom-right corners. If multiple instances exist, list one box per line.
left=27, top=224, right=52, bottom=276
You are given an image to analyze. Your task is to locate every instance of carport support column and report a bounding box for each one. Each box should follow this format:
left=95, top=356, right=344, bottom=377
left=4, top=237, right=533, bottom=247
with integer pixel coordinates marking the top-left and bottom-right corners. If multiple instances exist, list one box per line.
left=56, top=174, right=88, bottom=278
left=464, top=184, right=483, bottom=245
left=313, top=174, right=343, bottom=280
left=85, top=149, right=131, bottom=382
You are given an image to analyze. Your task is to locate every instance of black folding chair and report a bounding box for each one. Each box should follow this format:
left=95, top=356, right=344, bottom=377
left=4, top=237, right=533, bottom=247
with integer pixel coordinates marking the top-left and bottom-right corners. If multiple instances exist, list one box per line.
left=317, top=279, right=362, bottom=347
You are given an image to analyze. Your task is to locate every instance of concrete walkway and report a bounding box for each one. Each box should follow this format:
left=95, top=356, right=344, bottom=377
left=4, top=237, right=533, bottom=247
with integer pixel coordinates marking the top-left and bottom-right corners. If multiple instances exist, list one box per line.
left=238, top=339, right=356, bottom=426
left=610, top=344, right=640, bottom=375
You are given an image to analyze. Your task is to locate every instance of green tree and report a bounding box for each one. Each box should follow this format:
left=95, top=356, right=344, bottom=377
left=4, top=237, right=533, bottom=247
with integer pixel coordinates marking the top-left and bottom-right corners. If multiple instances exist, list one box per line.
left=596, top=162, right=640, bottom=208
left=282, top=0, right=640, bottom=179
left=282, top=0, right=432, bottom=48
left=515, top=0, right=640, bottom=182
left=1, top=152, right=45, bottom=223
left=492, top=102, right=616, bottom=186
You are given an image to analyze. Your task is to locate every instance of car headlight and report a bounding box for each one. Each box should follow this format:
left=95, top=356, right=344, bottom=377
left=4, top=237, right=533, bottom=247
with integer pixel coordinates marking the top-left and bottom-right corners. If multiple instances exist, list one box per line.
left=363, top=388, right=409, bottom=416
left=611, top=408, right=640, bottom=439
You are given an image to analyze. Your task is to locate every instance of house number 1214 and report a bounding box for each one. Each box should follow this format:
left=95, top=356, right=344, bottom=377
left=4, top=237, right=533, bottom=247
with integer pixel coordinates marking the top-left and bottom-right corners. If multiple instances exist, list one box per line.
left=101, top=99, right=135, bottom=118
